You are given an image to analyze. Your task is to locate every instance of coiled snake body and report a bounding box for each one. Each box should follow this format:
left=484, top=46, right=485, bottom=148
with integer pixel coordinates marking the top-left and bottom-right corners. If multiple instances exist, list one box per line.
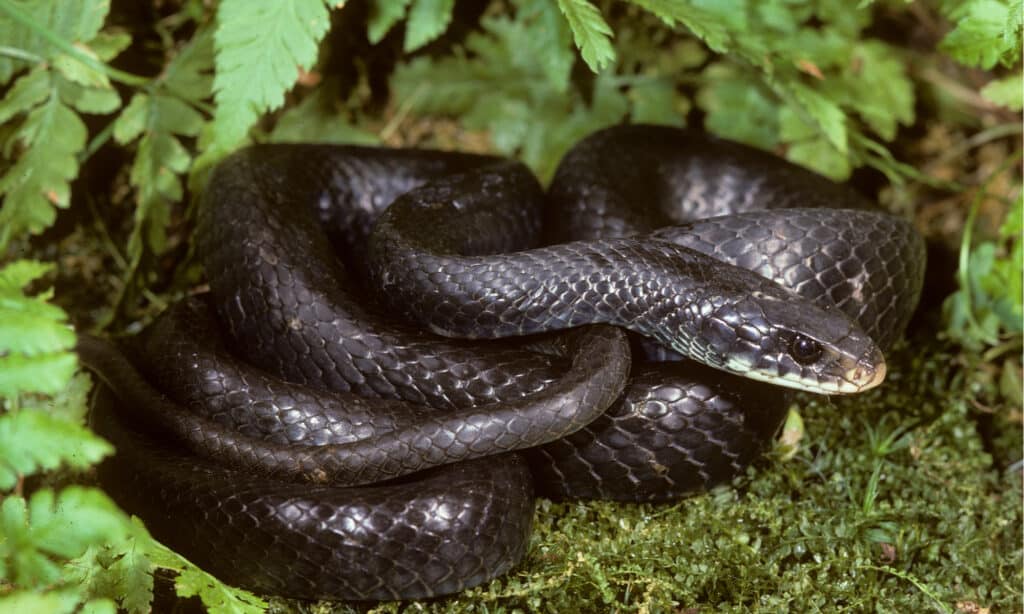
left=80, top=125, right=925, bottom=601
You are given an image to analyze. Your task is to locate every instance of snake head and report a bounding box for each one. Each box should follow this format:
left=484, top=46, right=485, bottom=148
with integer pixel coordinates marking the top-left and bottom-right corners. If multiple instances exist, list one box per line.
left=686, top=288, right=886, bottom=395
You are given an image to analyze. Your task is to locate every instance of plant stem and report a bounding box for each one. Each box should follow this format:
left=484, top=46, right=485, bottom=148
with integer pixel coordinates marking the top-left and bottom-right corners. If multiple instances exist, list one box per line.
left=78, top=117, right=118, bottom=164
left=0, top=44, right=42, bottom=64
left=957, top=149, right=1024, bottom=346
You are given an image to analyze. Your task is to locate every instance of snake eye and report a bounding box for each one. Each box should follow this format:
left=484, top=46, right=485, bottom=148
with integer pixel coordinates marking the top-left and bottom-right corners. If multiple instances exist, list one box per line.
left=790, top=334, right=823, bottom=365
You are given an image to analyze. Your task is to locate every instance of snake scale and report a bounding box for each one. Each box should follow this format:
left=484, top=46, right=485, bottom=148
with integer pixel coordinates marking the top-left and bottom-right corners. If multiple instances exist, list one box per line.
left=79, top=125, right=925, bottom=601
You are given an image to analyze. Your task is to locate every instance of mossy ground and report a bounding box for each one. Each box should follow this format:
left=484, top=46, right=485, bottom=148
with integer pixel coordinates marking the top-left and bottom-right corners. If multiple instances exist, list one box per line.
left=249, top=333, right=1020, bottom=614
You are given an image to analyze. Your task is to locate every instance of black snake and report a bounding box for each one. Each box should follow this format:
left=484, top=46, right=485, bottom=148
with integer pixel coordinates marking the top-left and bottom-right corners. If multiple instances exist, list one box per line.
left=79, top=125, right=925, bottom=601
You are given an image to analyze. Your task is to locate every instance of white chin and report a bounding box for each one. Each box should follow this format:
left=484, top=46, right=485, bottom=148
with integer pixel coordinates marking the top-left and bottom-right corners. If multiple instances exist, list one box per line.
left=722, top=357, right=852, bottom=395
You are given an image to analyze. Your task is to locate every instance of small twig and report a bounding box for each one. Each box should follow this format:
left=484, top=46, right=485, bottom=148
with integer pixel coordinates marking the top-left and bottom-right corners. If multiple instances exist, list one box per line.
left=380, top=82, right=426, bottom=143
left=85, top=195, right=128, bottom=272
left=919, top=67, right=1005, bottom=116
left=930, top=123, right=1024, bottom=170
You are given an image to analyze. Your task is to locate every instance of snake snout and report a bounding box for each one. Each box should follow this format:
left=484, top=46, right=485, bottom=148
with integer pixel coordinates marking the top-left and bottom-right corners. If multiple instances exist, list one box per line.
left=842, top=347, right=887, bottom=393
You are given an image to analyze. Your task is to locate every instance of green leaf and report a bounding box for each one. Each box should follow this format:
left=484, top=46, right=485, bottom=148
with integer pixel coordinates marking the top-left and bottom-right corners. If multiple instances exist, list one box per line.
left=514, top=0, right=574, bottom=92
left=0, top=353, right=79, bottom=398
left=111, top=27, right=213, bottom=275
left=629, top=78, right=687, bottom=126
left=404, top=0, right=455, bottom=51
left=0, top=259, right=52, bottom=291
left=89, top=31, right=132, bottom=62
left=779, top=102, right=851, bottom=179
left=367, top=0, right=412, bottom=43
left=0, top=488, right=130, bottom=588
left=108, top=544, right=154, bottom=614
left=209, top=0, right=331, bottom=153
left=151, top=94, right=206, bottom=137
left=939, top=0, right=1012, bottom=69
left=0, top=69, right=50, bottom=124
left=0, top=0, right=111, bottom=85
left=0, top=304, right=74, bottom=356
left=697, top=64, right=780, bottom=150
left=787, top=81, right=847, bottom=154
left=52, top=47, right=111, bottom=89
left=0, top=93, right=86, bottom=248
left=269, top=88, right=380, bottom=145
left=174, top=568, right=269, bottom=614
left=0, top=590, right=79, bottom=614
left=80, top=599, right=117, bottom=614
left=112, top=93, right=148, bottom=144
left=36, top=371, right=93, bottom=423
left=838, top=41, right=913, bottom=140
left=67, top=525, right=156, bottom=614
left=0, top=409, right=113, bottom=489
left=627, top=0, right=733, bottom=52
left=126, top=128, right=192, bottom=263
left=55, top=74, right=121, bottom=115
left=1003, top=0, right=1023, bottom=50
left=556, top=0, right=616, bottom=72
left=113, top=89, right=205, bottom=291
left=148, top=541, right=268, bottom=614
left=944, top=192, right=1023, bottom=348
left=163, top=28, right=215, bottom=102
left=0, top=260, right=76, bottom=397
left=786, top=134, right=851, bottom=179
left=391, top=9, right=627, bottom=179
left=980, top=74, right=1023, bottom=111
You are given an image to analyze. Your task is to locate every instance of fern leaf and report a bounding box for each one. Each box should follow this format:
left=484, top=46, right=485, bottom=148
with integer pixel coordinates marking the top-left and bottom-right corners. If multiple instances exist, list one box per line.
left=696, top=64, right=780, bottom=150
left=625, top=0, right=732, bottom=51
left=148, top=540, right=268, bottom=614
left=0, top=353, right=79, bottom=399
left=514, top=0, right=574, bottom=91
left=556, top=0, right=616, bottom=72
left=0, top=68, right=49, bottom=124
left=67, top=526, right=155, bottom=614
left=0, top=590, right=79, bottom=614
left=106, top=29, right=212, bottom=291
left=0, top=259, right=53, bottom=292
left=209, top=0, right=331, bottom=153
left=0, top=488, right=130, bottom=588
left=981, top=73, right=1023, bottom=110
left=124, top=95, right=202, bottom=261
left=404, top=0, right=456, bottom=51
left=0, top=0, right=110, bottom=85
left=80, top=598, right=117, bottom=614
left=107, top=544, right=154, bottom=614
left=163, top=28, right=215, bottom=102
left=367, top=0, right=412, bottom=43
left=0, top=94, right=86, bottom=248
left=0, top=409, right=113, bottom=490
left=840, top=42, right=914, bottom=141
left=939, top=0, right=1013, bottom=69
left=55, top=75, right=121, bottom=115
left=787, top=82, right=847, bottom=154
left=0, top=261, right=77, bottom=397
left=269, top=87, right=379, bottom=144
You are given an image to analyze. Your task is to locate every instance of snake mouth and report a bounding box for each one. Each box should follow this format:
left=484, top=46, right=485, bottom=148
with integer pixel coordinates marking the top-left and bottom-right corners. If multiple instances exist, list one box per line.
left=841, top=349, right=887, bottom=393
left=722, top=346, right=887, bottom=395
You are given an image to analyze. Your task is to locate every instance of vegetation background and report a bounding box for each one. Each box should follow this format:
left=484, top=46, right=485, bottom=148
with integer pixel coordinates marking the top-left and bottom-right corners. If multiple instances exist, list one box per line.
left=0, top=0, right=1020, bottom=612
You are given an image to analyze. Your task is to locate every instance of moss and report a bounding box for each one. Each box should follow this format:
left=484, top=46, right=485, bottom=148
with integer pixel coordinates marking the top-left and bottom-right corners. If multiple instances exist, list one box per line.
left=299, top=337, right=1021, bottom=613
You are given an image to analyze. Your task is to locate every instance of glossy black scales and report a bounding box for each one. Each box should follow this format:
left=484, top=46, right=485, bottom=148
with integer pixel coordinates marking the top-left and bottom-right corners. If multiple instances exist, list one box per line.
left=81, top=124, right=924, bottom=601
